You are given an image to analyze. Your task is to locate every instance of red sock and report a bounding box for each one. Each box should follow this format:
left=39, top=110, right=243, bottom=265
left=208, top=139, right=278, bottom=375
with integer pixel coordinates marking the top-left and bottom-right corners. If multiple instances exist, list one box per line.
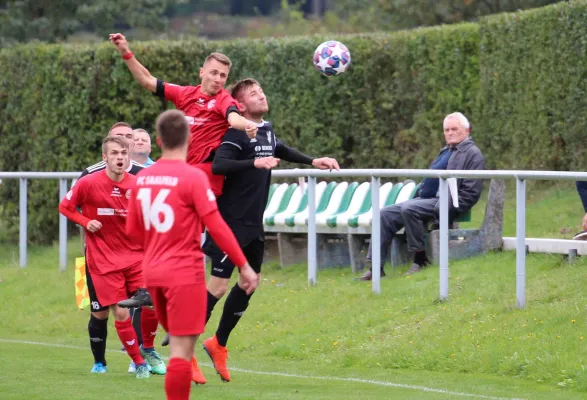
left=141, top=307, right=159, bottom=349
left=165, top=358, right=191, bottom=400
left=115, top=318, right=145, bottom=365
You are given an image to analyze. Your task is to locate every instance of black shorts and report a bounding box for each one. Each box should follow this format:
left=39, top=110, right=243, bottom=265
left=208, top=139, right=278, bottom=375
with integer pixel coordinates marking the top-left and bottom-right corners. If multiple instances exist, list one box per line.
left=85, top=264, right=108, bottom=312
left=203, top=226, right=264, bottom=279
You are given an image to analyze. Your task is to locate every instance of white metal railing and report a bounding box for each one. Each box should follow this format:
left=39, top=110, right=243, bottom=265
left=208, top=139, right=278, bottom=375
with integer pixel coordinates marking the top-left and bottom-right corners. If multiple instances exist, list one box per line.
left=3, top=169, right=587, bottom=309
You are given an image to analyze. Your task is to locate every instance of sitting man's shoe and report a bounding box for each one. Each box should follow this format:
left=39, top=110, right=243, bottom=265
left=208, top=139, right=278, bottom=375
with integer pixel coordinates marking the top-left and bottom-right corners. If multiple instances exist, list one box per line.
left=118, top=288, right=153, bottom=308
left=404, top=262, right=430, bottom=276
left=354, top=267, right=386, bottom=281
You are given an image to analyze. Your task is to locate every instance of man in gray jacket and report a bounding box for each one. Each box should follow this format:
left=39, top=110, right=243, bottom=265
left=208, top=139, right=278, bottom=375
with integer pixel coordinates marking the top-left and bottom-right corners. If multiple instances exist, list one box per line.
left=356, top=112, right=485, bottom=280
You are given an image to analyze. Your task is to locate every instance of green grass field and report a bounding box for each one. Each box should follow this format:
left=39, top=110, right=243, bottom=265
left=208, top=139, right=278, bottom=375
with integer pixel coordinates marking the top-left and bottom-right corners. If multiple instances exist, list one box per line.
left=1, top=181, right=586, bottom=399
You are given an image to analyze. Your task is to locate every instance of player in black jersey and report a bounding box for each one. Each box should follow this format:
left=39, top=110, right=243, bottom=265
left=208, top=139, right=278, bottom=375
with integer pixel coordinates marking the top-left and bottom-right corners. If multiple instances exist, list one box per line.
left=200, top=78, right=340, bottom=382
left=77, top=122, right=148, bottom=374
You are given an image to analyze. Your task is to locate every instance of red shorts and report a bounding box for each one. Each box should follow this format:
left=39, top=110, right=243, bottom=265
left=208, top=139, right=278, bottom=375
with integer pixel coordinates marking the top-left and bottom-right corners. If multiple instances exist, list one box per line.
left=148, top=284, right=207, bottom=336
left=92, top=264, right=143, bottom=307
left=193, top=162, right=224, bottom=196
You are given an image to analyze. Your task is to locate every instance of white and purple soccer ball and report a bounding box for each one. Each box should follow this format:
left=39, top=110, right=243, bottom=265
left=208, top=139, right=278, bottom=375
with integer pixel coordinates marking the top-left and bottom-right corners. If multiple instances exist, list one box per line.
left=313, top=40, right=351, bottom=77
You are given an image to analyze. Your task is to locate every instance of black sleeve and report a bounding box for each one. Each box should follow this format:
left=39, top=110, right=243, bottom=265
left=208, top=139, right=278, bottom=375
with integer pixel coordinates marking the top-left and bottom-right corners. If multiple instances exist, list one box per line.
left=275, top=142, right=314, bottom=165
left=212, top=130, right=255, bottom=175
left=154, top=79, right=165, bottom=97
left=225, top=105, right=240, bottom=120
left=577, top=181, right=587, bottom=212
left=78, top=168, right=90, bottom=179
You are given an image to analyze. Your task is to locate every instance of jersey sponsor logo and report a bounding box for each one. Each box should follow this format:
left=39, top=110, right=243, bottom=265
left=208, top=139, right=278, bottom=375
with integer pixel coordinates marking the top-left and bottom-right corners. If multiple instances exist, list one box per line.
left=125, top=189, right=131, bottom=200
left=66, top=190, right=73, bottom=200
left=207, top=189, right=216, bottom=202
left=126, top=339, right=136, bottom=346
left=97, top=208, right=115, bottom=216
left=197, top=98, right=205, bottom=106
left=207, top=99, right=216, bottom=109
left=213, top=267, right=224, bottom=272
left=249, top=138, right=257, bottom=143
left=185, top=116, right=195, bottom=125
left=111, top=187, right=121, bottom=197
left=267, top=131, right=272, bottom=144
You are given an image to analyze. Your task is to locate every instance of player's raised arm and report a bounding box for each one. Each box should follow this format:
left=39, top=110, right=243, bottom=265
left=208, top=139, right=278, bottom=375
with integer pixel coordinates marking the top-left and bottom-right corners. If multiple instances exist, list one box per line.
left=227, top=112, right=258, bottom=139
left=275, top=141, right=340, bottom=171
left=109, top=33, right=157, bottom=93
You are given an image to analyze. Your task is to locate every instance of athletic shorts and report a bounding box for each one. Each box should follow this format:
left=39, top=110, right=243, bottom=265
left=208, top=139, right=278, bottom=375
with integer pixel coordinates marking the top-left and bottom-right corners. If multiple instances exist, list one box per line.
left=148, top=284, right=207, bottom=336
left=86, top=267, right=108, bottom=312
left=88, top=264, right=143, bottom=308
left=203, top=226, right=264, bottom=279
left=193, top=162, right=224, bottom=197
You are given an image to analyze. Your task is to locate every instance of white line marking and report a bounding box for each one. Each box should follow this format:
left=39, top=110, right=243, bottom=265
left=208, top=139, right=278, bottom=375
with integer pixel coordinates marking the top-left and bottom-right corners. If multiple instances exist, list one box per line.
left=0, top=338, right=524, bottom=400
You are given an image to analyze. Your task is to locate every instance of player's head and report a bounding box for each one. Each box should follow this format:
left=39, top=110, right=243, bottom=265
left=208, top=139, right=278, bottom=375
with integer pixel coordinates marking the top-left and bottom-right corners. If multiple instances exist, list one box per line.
left=108, top=122, right=133, bottom=143
left=155, top=110, right=189, bottom=154
left=102, top=136, right=130, bottom=176
left=132, top=128, right=152, bottom=157
left=199, top=52, right=232, bottom=96
left=443, top=112, right=470, bottom=146
left=230, top=78, right=268, bottom=120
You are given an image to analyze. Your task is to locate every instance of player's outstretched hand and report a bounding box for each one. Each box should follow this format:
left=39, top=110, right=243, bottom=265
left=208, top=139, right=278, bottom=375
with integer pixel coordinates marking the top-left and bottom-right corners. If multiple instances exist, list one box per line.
left=254, top=157, right=280, bottom=170
left=86, top=220, right=102, bottom=233
left=244, top=122, right=258, bottom=139
left=239, top=263, right=259, bottom=295
left=109, top=33, right=130, bottom=55
left=312, top=157, right=340, bottom=171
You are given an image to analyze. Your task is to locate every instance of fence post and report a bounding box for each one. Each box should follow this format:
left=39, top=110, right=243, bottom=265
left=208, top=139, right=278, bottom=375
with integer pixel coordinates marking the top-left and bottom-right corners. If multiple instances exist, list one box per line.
left=307, top=176, right=317, bottom=286
left=439, top=178, right=449, bottom=301
left=516, top=177, right=526, bottom=309
left=59, top=179, right=68, bottom=272
left=371, top=176, right=381, bottom=294
left=19, top=178, right=28, bottom=268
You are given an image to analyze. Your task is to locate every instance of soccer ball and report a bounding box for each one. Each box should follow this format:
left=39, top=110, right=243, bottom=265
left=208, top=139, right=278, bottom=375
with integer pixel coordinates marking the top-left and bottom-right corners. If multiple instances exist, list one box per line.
left=313, top=40, right=351, bottom=77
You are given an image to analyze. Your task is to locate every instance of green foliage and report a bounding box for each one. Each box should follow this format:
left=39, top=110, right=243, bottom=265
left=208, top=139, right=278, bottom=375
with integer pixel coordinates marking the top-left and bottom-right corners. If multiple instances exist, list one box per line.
left=476, top=0, right=587, bottom=169
left=0, top=1, right=584, bottom=244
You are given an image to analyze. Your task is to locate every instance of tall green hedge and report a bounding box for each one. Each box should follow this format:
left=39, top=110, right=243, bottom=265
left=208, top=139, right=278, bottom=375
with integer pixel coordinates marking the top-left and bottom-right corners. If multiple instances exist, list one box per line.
left=477, top=0, right=587, bottom=170
left=1, top=1, right=585, bottom=244
left=0, top=25, right=480, bottom=244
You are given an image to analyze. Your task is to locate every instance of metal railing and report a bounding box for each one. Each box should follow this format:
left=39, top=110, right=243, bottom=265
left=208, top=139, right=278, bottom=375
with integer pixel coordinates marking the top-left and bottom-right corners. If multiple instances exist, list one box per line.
left=3, top=169, right=587, bottom=309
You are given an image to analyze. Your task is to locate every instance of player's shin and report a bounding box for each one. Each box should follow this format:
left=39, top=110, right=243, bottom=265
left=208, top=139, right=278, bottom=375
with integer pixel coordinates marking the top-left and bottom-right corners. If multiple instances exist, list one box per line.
left=140, top=307, right=159, bottom=349
left=113, top=309, right=146, bottom=367
left=215, top=282, right=253, bottom=347
left=206, top=290, right=220, bottom=323
left=88, top=314, right=108, bottom=365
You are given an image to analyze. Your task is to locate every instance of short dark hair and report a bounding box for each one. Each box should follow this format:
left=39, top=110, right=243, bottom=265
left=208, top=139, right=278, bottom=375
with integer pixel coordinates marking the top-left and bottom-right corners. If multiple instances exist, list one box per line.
left=102, top=136, right=129, bottom=154
left=230, top=78, right=261, bottom=103
left=204, top=52, right=232, bottom=68
left=156, top=110, right=189, bottom=150
left=108, top=121, right=132, bottom=135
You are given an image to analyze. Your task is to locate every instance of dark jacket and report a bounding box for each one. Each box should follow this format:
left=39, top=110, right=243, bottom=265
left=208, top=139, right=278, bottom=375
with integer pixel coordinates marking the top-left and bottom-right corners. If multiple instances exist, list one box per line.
left=445, top=137, right=485, bottom=212
left=415, top=137, right=485, bottom=219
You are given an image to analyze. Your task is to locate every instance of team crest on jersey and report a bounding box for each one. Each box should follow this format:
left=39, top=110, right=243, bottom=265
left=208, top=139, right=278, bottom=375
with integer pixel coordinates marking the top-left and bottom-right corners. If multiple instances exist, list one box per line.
left=125, top=189, right=131, bottom=199
left=207, top=99, right=216, bottom=110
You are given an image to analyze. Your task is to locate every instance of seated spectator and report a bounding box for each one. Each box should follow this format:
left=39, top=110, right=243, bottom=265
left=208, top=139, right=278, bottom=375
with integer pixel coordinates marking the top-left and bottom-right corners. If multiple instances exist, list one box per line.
left=356, top=112, right=486, bottom=280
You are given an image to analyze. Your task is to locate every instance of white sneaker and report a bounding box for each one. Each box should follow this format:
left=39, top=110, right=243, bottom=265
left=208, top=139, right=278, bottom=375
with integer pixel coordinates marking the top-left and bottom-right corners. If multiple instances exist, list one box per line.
left=128, top=361, right=136, bottom=373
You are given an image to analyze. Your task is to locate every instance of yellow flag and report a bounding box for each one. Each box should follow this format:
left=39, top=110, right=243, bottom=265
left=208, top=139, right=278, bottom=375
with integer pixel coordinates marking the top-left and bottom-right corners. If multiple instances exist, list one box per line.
left=74, top=257, right=90, bottom=310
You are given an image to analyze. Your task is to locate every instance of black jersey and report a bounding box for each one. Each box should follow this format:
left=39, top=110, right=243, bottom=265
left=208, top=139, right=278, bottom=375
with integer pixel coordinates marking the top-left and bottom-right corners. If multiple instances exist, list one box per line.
left=212, top=121, right=313, bottom=228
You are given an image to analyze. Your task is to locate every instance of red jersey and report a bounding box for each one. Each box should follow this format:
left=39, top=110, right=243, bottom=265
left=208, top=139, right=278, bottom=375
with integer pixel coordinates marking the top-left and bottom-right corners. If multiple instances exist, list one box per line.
left=126, top=159, right=218, bottom=286
left=60, top=170, right=142, bottom=275
left=163, top=83, right=240, bottom=165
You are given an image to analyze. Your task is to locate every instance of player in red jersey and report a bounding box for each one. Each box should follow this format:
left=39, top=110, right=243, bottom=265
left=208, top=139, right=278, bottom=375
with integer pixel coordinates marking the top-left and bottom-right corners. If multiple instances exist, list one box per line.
left=126, top=109, right=258, bottom=399
left=59, top=136, right=165, bottom=378
left=108, top=32, right=258, bottom=196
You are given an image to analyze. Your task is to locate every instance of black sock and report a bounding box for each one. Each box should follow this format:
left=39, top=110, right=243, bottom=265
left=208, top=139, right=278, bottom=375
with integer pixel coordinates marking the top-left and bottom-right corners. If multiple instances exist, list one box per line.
left=88, top=315, right=108, bottom=365
left=414, top=250, right=429, bottom=266
left=215, top=283, right=253, bottom=347
left=206, top=290, right=220, bottom=324
left=131, top=307, right=143, bottom=347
